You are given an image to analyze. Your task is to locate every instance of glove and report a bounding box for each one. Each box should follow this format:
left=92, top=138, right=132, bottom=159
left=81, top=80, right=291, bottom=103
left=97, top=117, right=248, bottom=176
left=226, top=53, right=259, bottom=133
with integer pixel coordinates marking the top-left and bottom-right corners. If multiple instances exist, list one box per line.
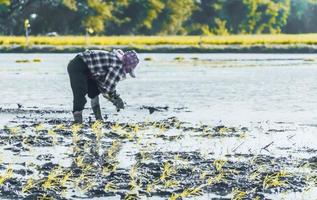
left=103, top=91, right=125, bottom=111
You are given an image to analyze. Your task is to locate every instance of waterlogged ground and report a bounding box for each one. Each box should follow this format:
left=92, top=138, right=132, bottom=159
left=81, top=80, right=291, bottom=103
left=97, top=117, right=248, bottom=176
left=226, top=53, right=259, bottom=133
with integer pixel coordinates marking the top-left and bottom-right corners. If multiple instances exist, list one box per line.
left=0, top=53, right=317, bottom=200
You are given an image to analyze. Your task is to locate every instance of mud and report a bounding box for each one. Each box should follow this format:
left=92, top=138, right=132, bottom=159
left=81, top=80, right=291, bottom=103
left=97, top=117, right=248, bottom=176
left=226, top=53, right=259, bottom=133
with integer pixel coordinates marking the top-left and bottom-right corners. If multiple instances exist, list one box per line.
left=0, top=108, right=316, bottom=200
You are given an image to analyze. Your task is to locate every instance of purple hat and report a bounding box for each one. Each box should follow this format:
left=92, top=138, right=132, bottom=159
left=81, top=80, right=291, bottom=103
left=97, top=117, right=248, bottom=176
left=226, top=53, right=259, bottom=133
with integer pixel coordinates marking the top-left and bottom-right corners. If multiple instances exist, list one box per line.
left=122, top=50, right=139, bottom=78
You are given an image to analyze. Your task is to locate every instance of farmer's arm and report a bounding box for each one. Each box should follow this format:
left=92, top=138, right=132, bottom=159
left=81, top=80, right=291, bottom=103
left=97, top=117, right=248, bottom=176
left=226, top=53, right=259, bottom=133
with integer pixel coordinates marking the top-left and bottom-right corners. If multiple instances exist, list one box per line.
left=94, top=66, right=125, bottom=111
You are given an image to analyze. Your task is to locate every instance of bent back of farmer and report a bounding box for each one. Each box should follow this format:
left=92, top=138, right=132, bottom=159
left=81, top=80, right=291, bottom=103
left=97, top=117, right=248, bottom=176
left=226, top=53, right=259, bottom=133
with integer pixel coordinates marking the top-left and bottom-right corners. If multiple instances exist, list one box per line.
left=67, top=49, right=139, bottom=123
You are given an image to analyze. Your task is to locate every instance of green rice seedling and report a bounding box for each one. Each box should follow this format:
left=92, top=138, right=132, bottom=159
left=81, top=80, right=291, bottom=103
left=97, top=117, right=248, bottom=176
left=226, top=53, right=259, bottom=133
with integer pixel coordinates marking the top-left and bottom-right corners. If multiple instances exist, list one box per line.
left=53, top=124, right=66, bottom=131
left=75, top=155, right=85, bottom=168
left=60, top=171, right=73, bottom=187
left=146, top=182, right=155, bottom=195
left=0, top=165, right=13, bottom=185
left=104, top=182, right=118, bottom=193
left=176, top=185, right=204, bottom=199
left=128, top=163, right=142, bottom=194
left=207, top=172, right=225, bottom=186
left=124, top=193, right=139, bottom=200
left=107, top=140, right=121, bottom=159
left=22, top=177, right=35, bottom=193
left=263, top=170, right=289, bottom=189
left=219, top=127, right=230, bottom=135
left=102, top=163, right=118, bottom=176
left=169, top=193, right=181, bottom=200
left=164, top=179, right=180, bottom=189
left=232, top=188, right=247, bottom=200
left=160, top=162, right=176, bottom=182
left=35, top=123, right=45, bottom=133
left=213, top=159, right=227, bottom=172
left=42, top=168, right=60, bottom=190
left=8, top=126, right=20, bottom=134
left=38, top=193, right=54, bottom=200
left=71, top=124, right=81, bottom=143
left=92, top=120, right=103, bottom=140
left=112, top=122, right=121, bottom=131
left=81, top=181, right=96, bottom=192
left=82, top=164, right=94, bottom=173
left=48, top=129, right=58, bottom=145
left=249, top=170, right=261, bottom=181
left=200, top=171, right=208, bottom=180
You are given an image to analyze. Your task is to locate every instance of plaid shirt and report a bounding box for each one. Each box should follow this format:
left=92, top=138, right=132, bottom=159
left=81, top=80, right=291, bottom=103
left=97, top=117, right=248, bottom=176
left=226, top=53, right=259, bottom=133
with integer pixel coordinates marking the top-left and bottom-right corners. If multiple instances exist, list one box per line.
left=78, top=50, right=125, bottom=94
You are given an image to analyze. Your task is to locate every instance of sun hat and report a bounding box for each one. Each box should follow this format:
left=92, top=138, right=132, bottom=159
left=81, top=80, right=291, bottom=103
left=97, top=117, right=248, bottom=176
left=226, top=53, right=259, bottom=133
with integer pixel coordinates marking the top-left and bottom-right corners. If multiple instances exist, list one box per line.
left=122, top=50, right=139, bottom=78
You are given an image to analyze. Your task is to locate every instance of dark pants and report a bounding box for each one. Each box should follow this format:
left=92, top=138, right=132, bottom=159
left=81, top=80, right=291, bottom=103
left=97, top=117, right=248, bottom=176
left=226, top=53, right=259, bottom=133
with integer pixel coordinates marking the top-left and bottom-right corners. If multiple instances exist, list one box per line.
left=67, top=55, right=100, bottom=112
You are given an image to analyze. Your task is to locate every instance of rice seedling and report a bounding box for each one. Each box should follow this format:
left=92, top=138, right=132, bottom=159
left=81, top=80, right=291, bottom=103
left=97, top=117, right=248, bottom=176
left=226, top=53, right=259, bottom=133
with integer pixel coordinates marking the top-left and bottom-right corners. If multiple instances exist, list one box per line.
left=160, top=162, right=176, bottom=182
left=146, top=182, right=155, bottom=195
left=206, top=172, right=225, bottom=186
left=60, top=171, right=73, bottom=187
left=263, top=170, right=289, bottom=189
left=104, top=182, right=118, bottom=193
left=173, top=185, right=204, bottom=199
left=164, top=179, right=180, bottom=188
left=22, top=177, right=35, bottom=193
left=199, top=171, right=208, bottom=180
left=213, top=159, right=227, bottom=172
left=107, top=140, right=121, bottom=159
left=8, top=126, right=20, bottom=134
left=42, top=167, right=62, bottom=190
left=47, top=129, right=58, bottom=145
left=38, top=194, right=54, bottom=200
left=53, top=124, right=66, bottom=131
left=75, top=155, right=85, bottom=168
left=35, top=123, right=45, bottom=133
left=232, top=188, right=247, bottom=200
left=112, top=122, right=121, bottom=131
left=0, top=165, right=13, bottom=185
left=71, top=124, right=81, bottom=143
left=102, top=163, right=117, bottom=176
left=124, top=193, right=139, bottom=200
left=91, top=120, right=103, bottom=139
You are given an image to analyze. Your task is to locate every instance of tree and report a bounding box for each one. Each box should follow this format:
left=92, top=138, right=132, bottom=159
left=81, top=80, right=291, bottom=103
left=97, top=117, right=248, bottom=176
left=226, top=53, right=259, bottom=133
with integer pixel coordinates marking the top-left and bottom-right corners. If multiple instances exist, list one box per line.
left=157, top=0, right=195, bottom=35
left=240, top=0, right=291, bottom=34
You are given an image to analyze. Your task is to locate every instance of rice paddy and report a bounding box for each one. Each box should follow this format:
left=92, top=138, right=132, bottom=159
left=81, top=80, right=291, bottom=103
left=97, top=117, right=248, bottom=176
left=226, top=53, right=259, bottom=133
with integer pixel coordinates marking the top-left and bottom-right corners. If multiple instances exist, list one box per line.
left=0, top=109, right=316, bottom=200
left=0, top=53, right=317, bottom=199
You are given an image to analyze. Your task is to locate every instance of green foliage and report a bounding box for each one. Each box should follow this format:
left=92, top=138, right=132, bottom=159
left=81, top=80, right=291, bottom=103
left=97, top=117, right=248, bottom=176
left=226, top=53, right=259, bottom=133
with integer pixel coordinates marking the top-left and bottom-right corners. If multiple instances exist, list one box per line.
left=0, top=0, right=317, bottom=35
left=158, top=0, right=195, bottom=35
left=241, top=0, right=291, bottom=34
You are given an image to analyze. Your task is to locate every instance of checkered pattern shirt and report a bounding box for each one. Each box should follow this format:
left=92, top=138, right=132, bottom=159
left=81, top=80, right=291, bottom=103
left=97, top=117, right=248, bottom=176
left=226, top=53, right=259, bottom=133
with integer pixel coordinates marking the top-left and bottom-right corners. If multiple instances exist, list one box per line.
left=78, top=50, right=125, bottom=94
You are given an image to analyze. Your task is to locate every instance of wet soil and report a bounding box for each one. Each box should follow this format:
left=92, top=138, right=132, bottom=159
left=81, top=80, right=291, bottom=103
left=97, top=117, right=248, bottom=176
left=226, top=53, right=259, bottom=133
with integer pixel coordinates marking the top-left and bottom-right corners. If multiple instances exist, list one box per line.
left=0, top=108, right=316, bottom=200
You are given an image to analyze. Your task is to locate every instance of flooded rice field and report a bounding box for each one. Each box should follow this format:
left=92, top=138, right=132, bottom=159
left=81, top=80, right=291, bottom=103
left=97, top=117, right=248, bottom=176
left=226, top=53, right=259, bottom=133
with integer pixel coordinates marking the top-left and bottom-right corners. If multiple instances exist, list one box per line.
left=0, top=53, right=316, bottom=199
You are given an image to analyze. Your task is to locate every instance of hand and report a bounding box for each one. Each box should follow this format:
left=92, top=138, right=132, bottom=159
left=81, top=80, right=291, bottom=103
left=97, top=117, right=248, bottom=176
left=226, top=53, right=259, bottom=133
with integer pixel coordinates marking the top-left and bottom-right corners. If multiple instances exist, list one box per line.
left=103, top=91, right=125, bottom=111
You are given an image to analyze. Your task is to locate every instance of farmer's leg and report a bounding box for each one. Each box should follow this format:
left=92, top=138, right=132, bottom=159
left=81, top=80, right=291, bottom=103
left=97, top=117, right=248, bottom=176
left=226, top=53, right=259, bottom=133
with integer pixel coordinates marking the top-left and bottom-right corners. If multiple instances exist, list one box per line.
left=67, top=56, right=89, bottom=122
left=88, top=79, right=102, bottom=120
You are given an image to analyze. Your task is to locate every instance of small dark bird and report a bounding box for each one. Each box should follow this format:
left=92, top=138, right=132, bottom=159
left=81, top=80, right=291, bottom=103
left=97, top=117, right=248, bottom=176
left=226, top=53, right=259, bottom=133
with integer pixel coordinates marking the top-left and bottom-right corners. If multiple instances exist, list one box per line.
left=17, top=103, right=22, bottom=109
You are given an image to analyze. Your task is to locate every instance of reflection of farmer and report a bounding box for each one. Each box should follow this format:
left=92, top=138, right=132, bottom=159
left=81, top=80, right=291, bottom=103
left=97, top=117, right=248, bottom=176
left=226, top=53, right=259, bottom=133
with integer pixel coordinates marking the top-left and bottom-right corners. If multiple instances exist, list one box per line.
left=67, top=49, right=139, bottom=123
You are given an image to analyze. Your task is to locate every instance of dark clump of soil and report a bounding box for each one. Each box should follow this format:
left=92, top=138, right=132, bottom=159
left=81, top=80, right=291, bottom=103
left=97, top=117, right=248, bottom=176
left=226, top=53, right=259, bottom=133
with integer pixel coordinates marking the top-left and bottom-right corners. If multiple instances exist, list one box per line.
left=141, top=106, right=169, bottom=114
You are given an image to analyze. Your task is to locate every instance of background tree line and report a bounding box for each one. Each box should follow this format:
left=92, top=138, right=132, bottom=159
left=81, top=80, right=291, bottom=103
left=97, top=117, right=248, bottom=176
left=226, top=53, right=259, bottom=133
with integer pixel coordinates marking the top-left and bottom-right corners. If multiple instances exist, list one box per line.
left=0, top=0, right=317, bottom=35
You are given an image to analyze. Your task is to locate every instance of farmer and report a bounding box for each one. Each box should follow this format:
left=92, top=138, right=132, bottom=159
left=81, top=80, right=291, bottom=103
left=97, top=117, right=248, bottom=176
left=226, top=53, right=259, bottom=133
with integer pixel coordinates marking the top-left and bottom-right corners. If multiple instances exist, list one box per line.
left=67, top=49, right=140, bottom=123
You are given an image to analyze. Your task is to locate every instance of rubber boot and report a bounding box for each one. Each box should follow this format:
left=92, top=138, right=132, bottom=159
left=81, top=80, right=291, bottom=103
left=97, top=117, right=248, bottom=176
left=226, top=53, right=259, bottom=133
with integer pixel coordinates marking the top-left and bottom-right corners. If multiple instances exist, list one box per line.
left=91, top=96, right=103, bottom=121
left=73, top=111, right=83, bottom=124
left=92, top=105, right=103, bottom=121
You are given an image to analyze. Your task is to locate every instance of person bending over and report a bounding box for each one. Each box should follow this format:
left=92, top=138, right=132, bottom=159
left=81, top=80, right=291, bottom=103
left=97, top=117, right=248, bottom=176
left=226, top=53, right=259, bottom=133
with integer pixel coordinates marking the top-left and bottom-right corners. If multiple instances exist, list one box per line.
left=67, top=49, right=139, bottom=123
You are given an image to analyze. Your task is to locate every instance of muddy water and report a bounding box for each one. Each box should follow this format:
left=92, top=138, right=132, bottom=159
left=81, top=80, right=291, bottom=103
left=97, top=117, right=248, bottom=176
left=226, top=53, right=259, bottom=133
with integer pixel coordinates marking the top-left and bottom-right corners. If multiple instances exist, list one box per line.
left=0, top=53, right=317, bottom=199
